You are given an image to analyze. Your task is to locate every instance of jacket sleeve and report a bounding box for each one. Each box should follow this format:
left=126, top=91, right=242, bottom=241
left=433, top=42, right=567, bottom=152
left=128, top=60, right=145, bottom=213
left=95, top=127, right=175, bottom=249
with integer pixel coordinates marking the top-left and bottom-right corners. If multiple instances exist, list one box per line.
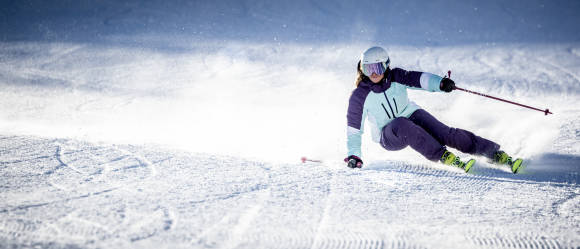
left=390, top=68, right=443, bottom=92
left=346, top=88, right=368, bottom=158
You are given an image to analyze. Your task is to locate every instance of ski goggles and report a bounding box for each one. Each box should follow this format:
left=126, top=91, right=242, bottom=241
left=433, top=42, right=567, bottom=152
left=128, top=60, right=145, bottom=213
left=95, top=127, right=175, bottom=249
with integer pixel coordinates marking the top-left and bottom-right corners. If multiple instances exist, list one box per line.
left=361, top=59, right=389, bottom=76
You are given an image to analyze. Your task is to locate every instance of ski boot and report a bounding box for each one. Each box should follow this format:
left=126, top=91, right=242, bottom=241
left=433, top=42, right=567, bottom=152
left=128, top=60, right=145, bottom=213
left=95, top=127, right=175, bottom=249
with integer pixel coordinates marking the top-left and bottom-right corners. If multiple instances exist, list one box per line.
left=492, top=150, right=523, bottom=174
left=440, top=150, right=475, bottom=173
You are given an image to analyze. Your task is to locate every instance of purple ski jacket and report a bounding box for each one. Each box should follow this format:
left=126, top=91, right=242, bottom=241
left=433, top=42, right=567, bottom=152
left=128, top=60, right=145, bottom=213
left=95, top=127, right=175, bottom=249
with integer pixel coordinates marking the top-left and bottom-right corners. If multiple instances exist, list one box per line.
left=346, top=68, right=443, bottom=158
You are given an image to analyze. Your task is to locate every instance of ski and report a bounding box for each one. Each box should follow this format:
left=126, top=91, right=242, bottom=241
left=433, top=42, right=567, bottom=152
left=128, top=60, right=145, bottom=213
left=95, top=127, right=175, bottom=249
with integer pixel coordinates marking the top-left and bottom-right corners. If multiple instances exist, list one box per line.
left=464, top=159, right=475, bottom=173
left=510, top=158, right=523, bottom=174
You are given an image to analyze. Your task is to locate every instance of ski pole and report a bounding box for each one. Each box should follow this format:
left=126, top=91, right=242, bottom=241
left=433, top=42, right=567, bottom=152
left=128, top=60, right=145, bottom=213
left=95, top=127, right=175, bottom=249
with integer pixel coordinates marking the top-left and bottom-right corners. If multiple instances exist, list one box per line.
left=453, top=86, right=552, bottom=115
left=447, top=71, right=553, bottom=116
left=301, top=157, right=322, bottom=163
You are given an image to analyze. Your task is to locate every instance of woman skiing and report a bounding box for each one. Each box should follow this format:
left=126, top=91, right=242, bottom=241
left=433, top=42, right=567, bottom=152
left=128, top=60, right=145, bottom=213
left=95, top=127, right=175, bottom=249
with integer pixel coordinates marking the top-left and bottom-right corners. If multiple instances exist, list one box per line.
left=345, top=46, right=522, bottom=173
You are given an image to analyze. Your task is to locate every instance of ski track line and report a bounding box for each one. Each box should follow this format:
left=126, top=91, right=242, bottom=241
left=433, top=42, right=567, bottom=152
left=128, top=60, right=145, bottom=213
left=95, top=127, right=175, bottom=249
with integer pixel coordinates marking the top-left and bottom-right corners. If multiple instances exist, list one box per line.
left=106, top=187, right=176, bottom=242
left=187, top=182, right=270, bottom=207
left=60, top=210, right=112, bottom=234
left=41, top=141, right=149, bottom=198
left=551, top=191, right=580, bottom=220
left=95, top=144, right=161, bottom=196
left=310, top=168, right=334, bottom=249
left=0, top=155, right=51, bottom=166
left=221, top=190, right=268, bottom=249
left=266, top=233, right=297, bottom=249
left=112, top=145, right=158, bottom=179
left=405, top=161, right=578, bottom=189
left=352, top=232, right=383, bottom=249
left=189, top=212, right=235, bottom=246
left=0, top=185, right=120, bottom=214
left=126, top=206, right=174, bottom=243
left=307, top=169, right=387, bottom=249
left=469, top=234, right=563, bottom=249
left=97, top=154, right=130, bottom=175
left=163, top=206, right=176, bottom=233
left=378, top=163, right=499, bottom=193
left=0, top=219, right=39, bottom=241
left=65, top=216, right=111, bottom=234
left=54, top=143, right=84, bottom=175
left=43, top=222, right=63, bottom=238
left=250, top=224, right=317, bottom=249
left=389, top=238, right=423, bottom=249
left=0, top=140, right=83, bottom=210
left=56, top=213, right=113, bottom=242
left=47, top=180, right=70, bottom=192
left=189, top=188, right=270, bottom=248
left=0, top=138, right=56, bottom=165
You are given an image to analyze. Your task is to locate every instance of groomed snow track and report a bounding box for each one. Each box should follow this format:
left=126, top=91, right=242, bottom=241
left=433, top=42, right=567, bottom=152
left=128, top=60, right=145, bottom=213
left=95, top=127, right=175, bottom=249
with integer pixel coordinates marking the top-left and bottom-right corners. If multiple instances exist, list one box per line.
left=1, top=135, right=578, bottom=248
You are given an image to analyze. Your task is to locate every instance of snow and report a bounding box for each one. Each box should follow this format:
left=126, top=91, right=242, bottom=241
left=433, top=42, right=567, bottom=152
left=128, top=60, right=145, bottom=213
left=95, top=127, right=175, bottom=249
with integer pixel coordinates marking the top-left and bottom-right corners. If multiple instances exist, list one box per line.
left=1, top=0, right=579, bottom=248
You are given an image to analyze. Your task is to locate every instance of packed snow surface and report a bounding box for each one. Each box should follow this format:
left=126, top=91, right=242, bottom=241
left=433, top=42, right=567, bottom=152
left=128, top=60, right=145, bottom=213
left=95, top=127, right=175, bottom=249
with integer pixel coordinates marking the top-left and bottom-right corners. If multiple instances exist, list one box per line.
left=1, top=0, right=579, bottom=248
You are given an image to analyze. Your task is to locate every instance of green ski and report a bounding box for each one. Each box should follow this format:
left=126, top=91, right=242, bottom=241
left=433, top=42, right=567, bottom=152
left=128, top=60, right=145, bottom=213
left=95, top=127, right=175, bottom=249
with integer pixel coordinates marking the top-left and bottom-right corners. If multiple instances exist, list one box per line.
left=464, top=159, right=475, bottom=173
left=510, top=158, right=523, bottom=174
left=441, top=150, right=475, bottom=173
left=493, top=151, right=523, bottom=174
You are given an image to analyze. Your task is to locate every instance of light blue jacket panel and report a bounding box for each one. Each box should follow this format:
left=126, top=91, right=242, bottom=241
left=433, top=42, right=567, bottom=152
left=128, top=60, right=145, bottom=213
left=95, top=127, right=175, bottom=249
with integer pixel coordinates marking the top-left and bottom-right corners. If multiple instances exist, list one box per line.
left=347, top=68, right=443, bottom=158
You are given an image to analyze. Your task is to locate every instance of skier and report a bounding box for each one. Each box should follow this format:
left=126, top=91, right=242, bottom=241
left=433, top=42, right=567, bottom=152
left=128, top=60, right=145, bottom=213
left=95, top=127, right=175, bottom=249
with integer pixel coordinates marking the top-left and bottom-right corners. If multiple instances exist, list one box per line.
left=345, top=46, right=522, bottom=173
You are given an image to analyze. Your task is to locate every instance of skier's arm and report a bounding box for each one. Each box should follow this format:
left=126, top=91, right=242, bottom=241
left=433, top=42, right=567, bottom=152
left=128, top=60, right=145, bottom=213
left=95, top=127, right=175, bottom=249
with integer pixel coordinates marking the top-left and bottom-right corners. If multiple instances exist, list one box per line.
left=347, top=119, right=365, bottom=158
left=346, top=89, right=368, bottom=159
left=390, top=68, right=443, bottom=92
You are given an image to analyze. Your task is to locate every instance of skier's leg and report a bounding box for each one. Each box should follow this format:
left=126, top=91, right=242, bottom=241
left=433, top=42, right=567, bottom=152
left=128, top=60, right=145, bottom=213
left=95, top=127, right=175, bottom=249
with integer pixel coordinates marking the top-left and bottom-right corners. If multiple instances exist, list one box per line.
left=408, top=109, right=500, bottom=159
left=380, top=117, right=446, bottom=161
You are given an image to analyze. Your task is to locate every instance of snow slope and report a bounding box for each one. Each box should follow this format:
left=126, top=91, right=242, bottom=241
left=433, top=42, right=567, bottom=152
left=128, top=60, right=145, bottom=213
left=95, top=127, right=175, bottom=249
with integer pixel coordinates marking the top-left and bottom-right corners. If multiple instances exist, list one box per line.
left=1, top=135, right=579, bottom=249
left=1, top=0, right=579, bottom=248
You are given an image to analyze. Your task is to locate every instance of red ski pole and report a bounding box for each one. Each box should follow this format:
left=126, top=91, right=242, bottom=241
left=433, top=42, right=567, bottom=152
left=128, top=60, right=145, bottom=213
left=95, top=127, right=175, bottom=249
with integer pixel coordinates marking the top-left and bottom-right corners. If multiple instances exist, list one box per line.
left=447, top=71, right=553, bottom=116
left=301, top=156, right=322, bottom=163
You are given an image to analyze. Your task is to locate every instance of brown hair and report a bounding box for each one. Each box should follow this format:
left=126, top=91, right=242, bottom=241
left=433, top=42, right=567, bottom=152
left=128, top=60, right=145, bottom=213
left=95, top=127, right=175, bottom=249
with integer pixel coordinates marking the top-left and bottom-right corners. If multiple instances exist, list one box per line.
left=355, top=61, right=367, bottom=87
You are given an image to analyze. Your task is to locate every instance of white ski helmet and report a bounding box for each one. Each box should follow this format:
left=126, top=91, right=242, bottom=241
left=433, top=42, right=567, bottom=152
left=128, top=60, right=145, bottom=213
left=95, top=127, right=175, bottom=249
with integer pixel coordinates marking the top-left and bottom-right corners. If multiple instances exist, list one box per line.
left=360, top=46, right=389, bottom=64
left=359, top=46, right=390, bottom=76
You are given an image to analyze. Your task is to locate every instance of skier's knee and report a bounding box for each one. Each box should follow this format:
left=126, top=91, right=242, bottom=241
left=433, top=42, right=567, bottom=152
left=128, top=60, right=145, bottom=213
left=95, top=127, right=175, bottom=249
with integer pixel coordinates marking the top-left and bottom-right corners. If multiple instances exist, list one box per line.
left=389, top=117, right=413, bottom=136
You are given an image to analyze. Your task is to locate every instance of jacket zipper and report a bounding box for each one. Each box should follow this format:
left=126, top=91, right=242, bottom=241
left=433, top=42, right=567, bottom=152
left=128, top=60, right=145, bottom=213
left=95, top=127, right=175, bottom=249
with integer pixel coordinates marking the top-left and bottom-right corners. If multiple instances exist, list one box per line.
left=383, top=92, right=396, bottom=118
left=381, top=104, right=392, bottom=119
left=393, top=98, right=398, bottom=113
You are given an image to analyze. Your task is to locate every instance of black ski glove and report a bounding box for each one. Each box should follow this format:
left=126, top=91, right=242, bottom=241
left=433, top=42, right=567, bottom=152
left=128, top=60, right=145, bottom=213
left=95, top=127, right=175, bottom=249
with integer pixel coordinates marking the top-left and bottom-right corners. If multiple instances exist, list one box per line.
left=440, top=78, right=456, bottom=92
left=344, top=155, right=363, bottom=168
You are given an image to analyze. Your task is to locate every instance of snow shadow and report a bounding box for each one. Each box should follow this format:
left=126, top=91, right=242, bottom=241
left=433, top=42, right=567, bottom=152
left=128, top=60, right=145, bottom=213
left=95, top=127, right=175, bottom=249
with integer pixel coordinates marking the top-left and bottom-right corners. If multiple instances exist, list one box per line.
left=520, top=153, right=580, bottom=184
